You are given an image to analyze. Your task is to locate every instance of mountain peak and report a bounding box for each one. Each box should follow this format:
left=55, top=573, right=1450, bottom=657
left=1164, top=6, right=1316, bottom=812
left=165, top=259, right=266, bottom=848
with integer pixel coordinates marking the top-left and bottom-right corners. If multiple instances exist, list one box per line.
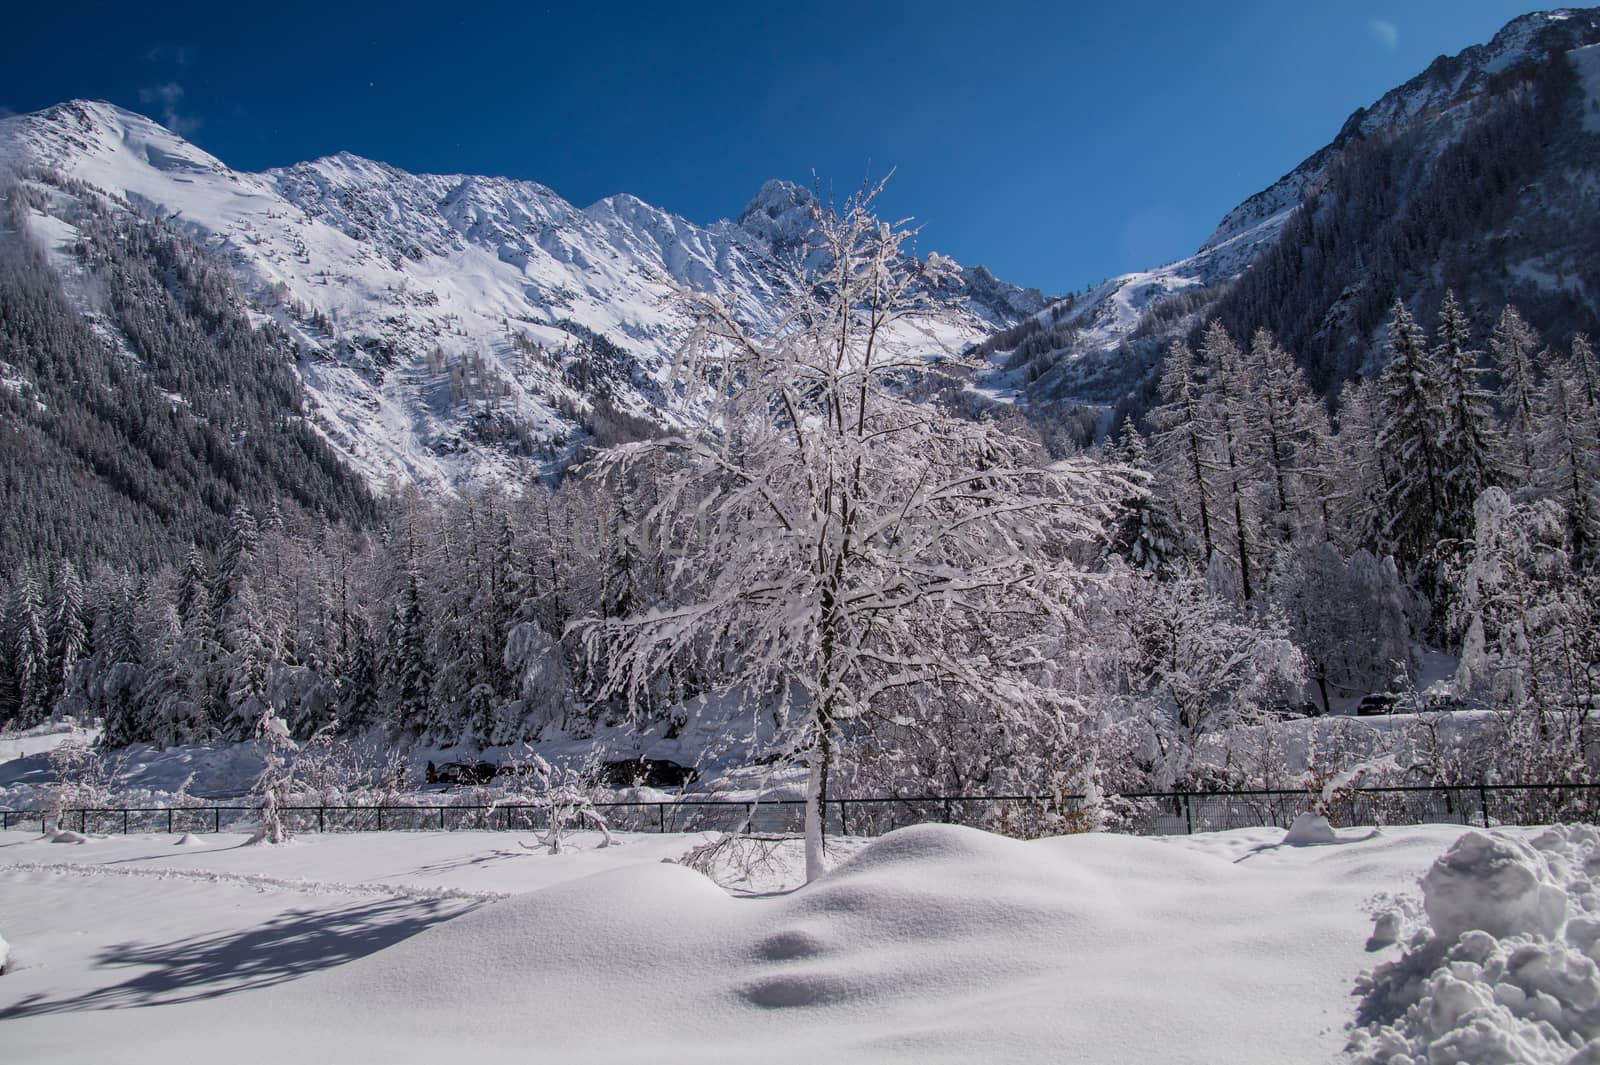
left=736, top=179, right=820, bottom=257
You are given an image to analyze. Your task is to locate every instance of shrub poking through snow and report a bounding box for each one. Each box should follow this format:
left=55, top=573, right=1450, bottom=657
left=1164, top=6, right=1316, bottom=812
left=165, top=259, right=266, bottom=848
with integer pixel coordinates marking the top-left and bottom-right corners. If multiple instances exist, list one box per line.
left=43, top=726, right=122, bottom=833
left=493, top=748, right=614, bottom=854
left=248, top=705, right=297, bottom=845
left=1349, top=826, right=1600, bottom=1064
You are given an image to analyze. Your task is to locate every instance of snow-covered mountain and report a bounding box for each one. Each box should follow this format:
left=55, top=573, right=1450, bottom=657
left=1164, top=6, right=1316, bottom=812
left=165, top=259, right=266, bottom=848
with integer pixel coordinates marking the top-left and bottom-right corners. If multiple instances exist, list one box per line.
left=0, top=102, right=1043, bottom=493
left=984, top=7, right=1600, bottom=415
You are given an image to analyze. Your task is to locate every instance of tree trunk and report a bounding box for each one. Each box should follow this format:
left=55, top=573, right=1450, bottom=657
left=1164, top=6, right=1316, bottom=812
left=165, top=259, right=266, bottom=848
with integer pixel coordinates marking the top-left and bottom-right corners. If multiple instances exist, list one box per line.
left=804, top=713, right=832, bottom=882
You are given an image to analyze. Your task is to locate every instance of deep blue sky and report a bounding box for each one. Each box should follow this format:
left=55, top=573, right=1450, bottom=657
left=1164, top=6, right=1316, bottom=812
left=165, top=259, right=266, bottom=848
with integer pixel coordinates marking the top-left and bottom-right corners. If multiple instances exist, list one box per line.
left=2, top=1, right=1547, bottom=293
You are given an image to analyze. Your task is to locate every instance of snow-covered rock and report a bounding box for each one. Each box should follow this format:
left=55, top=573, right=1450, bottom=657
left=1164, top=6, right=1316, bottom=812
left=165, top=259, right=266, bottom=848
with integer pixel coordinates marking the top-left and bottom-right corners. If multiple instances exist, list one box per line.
left=1283, top=811, right=1338, bottom=845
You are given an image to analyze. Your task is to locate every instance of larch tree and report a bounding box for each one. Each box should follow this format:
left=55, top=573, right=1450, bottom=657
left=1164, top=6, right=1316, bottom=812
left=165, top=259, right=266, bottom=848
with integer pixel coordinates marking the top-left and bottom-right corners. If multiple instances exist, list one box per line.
left=1148, top=341, right=1216, bottom=567
left=576, top=179, right=1129, bottom=881
left=1197, top=322, right=1264, bottom=603
left=1433, top=291, right=1501, bottom=528
left=1532, top=342, right=1600, bottom=561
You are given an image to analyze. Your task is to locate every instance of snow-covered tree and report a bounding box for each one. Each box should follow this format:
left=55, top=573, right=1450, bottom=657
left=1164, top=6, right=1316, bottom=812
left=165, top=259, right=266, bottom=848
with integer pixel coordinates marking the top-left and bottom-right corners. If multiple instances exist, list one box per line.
left=1376, top=300, right=1450, bottom=569
left=1197, top=322, right=1266, bottom=602
left=1117, top=569, right=1304, bottom=787
left=577, top=179, right=1129, bottom=880
left=1451, top=487, right=1598, bottom=780
left=46, top=560, right=86, bottom=715
left=1532, top=341, right=1600, bottom=561
left=1244, top=328, right=1333, bottom=546
left=1148, top=340, right=1216, bottom=567
left=1271, top=543, right=1414, bottom=714
left=7, top=567, right=50, bottom=728
left=1489, top=305, right=1542, bottom=476
left=1433, top=291, right=1501, bottom=526
left=250, top=701, right=298, bottom=845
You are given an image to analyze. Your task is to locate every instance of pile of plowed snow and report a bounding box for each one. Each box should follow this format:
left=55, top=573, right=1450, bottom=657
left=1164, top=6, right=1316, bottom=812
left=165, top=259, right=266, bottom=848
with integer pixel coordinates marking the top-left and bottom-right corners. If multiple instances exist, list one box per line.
left=1351, top=825, right=1600, bottom=1064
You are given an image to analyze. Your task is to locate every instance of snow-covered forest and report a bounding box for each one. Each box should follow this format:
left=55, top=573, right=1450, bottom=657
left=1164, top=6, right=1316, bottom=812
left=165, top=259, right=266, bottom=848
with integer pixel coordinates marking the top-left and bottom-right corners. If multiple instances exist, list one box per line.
left=3, top=179, right=1596, bottom=819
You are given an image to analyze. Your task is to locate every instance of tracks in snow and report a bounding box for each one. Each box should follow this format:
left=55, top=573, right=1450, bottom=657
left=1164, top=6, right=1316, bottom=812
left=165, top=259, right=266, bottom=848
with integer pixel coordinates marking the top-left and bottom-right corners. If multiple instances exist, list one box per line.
left=0, top=860, right=511, bottom=902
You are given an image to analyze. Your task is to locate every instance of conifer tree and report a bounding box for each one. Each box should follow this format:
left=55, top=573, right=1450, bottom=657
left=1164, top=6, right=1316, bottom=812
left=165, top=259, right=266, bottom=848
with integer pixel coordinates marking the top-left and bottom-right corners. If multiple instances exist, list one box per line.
left=9, top=568, right=50, bottom=728
left=1490, top=305, right=1542, bottom=476
left=46, top=560, right=87, bottom=715
left=1198, top=322, right=1263, bottom=602
left=1433, top=291, right=1501, bottom=526
left=1148, top=341, right=1216, bottom=567
left=1376, top=300, right=1449, bottom=568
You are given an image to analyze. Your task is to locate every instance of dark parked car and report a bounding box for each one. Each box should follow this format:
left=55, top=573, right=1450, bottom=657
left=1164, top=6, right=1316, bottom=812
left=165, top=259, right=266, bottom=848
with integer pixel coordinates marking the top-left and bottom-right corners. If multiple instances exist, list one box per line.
left=1357, top=693, right=1401, bottom=716
left=427, top=760, right=498, bottom=786
left=601, top=757, right=697, bottom=789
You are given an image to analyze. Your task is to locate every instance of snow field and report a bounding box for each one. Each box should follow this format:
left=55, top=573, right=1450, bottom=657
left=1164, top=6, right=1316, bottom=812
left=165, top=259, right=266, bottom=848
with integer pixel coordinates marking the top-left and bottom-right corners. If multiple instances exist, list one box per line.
left=0, top=820, right=1537, bottom=1064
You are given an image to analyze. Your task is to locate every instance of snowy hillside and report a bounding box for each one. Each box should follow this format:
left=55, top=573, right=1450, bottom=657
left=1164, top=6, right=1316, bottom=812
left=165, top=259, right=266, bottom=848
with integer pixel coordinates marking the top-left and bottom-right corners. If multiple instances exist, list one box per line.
left=985, top=7, right=1600, bottom=411
left=0, top=102, right=1041, bottom=492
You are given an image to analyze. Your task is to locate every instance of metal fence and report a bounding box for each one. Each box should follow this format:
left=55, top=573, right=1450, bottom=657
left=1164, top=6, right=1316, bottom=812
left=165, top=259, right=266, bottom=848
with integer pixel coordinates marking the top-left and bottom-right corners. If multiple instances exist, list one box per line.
left=5, top=782, right=1598, bottom=838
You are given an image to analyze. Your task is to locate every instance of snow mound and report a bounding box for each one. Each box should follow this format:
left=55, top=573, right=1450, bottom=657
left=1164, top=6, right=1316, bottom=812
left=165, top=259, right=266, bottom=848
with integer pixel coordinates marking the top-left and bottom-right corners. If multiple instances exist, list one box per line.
left=1284, top=812, right=1338, bottom=845
left=1350, top=826, right=1600, bottom=1064
left=173, top=833, right=203, bottom=846
left=0, top=928, right=8, bottom=974
left=46, top=827, right=87, bottom=844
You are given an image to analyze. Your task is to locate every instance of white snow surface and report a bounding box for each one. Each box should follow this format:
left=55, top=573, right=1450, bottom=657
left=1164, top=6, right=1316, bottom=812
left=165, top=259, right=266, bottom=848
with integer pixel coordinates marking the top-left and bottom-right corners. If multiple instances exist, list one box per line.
left=0, top=821, right=1561, bottom=1063
left=1350, top=825, right=1600, bottom=1064
left=0, top=721, right=102, bottom=764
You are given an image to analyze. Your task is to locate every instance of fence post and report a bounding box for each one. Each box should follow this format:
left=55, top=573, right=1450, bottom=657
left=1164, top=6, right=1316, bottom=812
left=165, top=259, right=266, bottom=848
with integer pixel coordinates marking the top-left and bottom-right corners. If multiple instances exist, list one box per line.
left=319, top=807, right=326, bottom=833
left=167, top=808, right=173, bottom=834
left=214, top=807, right=220, bottom=834
left=1184, top=793, right=1193, bottom=835
left=440, top=807, right=446, bottom=831
left=81, top=808, right=87, bottom=834
left=377, top=807, right=384, bottom=832
left=942, top=798, right=953, bottom=824
left=657, top=804, right=665, bottom=833
left=838, top=800, right=849, bottom=837
left=1480, top=784, right=1491, bottom=828
left=124, top=809, right=130, bottom=835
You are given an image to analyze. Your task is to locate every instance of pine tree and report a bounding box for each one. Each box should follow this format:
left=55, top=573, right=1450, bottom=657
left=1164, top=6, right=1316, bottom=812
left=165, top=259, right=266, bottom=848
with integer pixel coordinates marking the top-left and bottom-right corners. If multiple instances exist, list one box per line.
left=176, top=545, right=208, bottom=631
left=1490, top=305, right=1542, bottom=476
left=9, top=568, right=50, bottom=728
left=1376, top=300, right=1449, bottom=569
left=386, top=535, right=431, bottom=742
left=1433, top=291, right=1501, bottom=526
left=46, top=560, right=87, bottom=715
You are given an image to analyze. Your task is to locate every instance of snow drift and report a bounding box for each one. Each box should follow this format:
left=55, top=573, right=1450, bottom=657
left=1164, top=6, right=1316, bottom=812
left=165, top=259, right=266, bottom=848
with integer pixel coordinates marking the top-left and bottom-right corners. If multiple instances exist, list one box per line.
left=2, top=821, right=1442, bottom=1064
